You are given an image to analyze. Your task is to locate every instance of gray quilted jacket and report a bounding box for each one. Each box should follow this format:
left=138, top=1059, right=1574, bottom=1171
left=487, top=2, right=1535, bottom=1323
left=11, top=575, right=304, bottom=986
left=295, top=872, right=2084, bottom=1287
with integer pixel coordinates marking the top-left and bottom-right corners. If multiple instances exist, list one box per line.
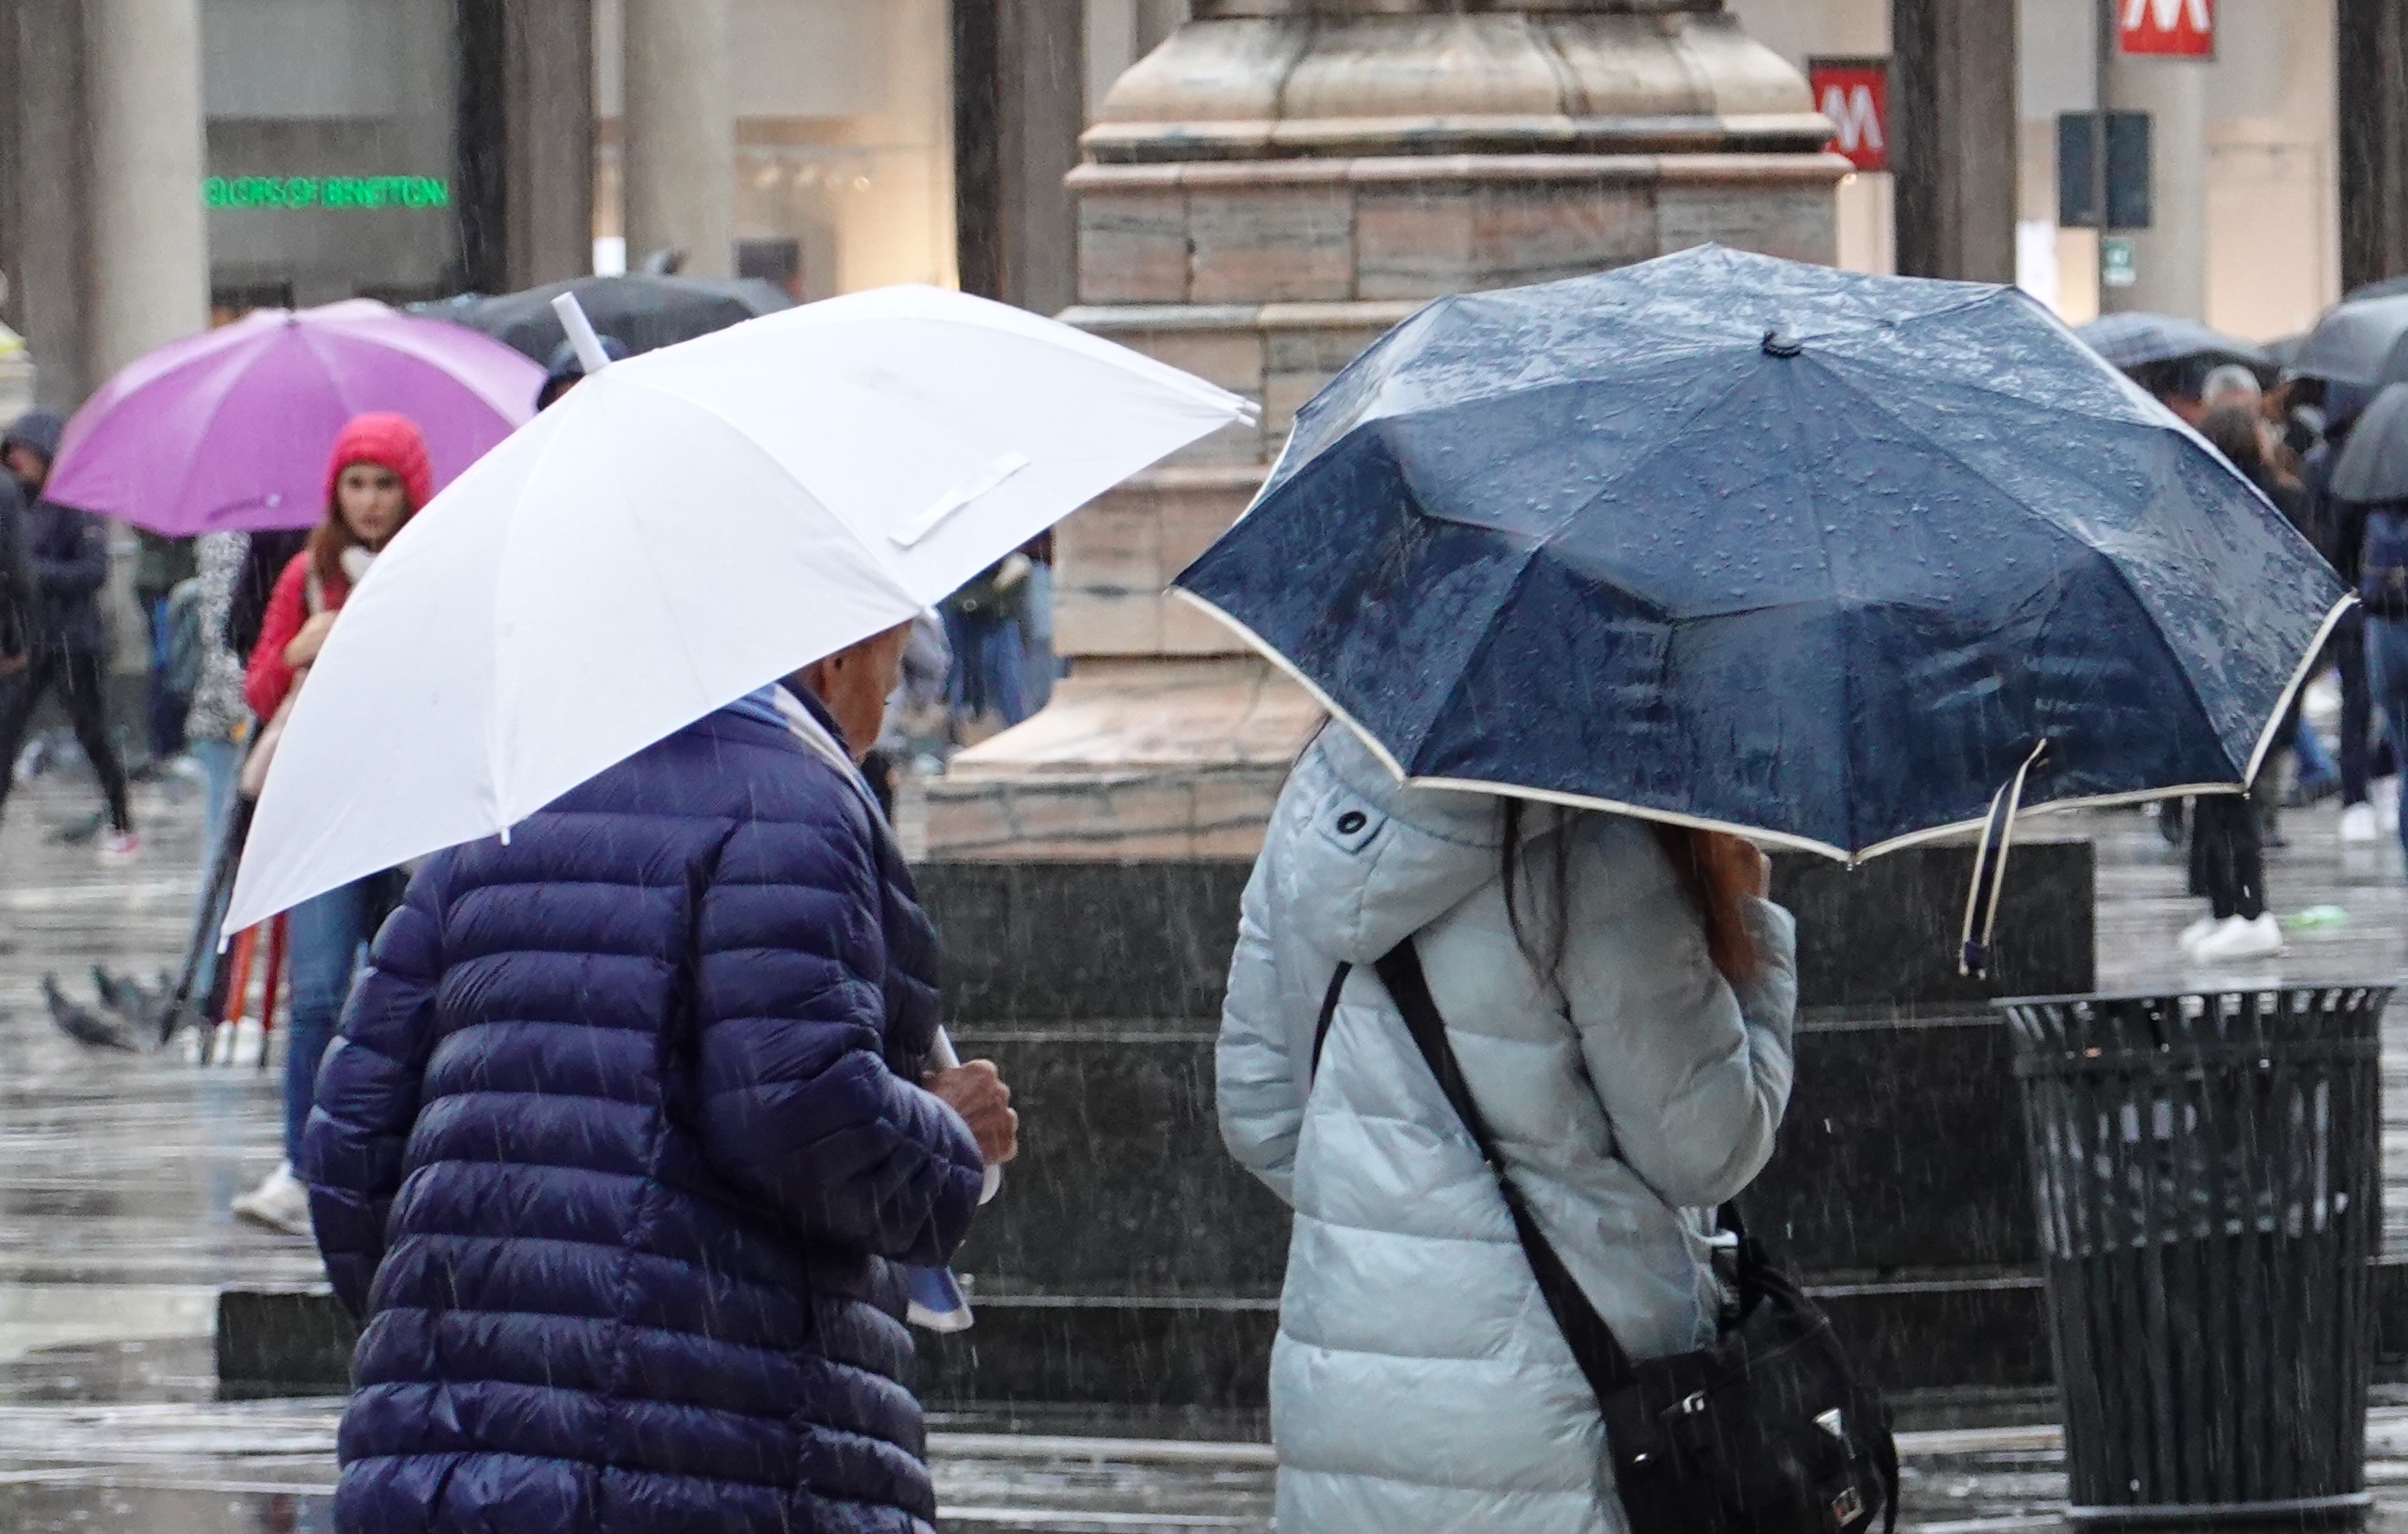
left=1219, top=724, right=1799, bottom=1534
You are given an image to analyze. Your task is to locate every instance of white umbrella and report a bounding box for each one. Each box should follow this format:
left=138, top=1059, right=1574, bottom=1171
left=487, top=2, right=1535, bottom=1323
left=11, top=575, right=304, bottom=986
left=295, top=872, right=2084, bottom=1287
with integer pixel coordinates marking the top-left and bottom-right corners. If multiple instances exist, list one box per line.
left=223, top=284, right=1254, bottom=933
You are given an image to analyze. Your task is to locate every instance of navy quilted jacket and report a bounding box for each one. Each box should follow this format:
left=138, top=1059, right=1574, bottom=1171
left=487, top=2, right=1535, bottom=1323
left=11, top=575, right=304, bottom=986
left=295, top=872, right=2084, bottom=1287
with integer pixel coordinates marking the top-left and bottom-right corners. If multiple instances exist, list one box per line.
left=300, top=690, right=985, bottom=1534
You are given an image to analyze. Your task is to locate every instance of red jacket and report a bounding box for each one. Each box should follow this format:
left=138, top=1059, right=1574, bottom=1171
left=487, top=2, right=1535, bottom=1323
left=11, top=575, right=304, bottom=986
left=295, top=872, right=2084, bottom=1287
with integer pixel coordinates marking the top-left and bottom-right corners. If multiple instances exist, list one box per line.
left=244, top=551, right=350, bottom=721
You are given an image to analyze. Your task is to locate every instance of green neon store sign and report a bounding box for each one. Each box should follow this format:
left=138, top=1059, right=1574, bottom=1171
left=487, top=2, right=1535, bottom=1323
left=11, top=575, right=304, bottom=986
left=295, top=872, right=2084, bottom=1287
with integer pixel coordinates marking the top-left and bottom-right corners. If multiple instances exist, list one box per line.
left=204, top=176, right=452, bottom=211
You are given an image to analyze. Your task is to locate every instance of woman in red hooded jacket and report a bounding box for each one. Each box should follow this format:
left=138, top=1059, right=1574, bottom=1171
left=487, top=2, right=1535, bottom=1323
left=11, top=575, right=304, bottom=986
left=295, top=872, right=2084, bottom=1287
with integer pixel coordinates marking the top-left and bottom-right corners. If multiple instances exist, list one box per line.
left=232, top=412, right=432, bottom=1237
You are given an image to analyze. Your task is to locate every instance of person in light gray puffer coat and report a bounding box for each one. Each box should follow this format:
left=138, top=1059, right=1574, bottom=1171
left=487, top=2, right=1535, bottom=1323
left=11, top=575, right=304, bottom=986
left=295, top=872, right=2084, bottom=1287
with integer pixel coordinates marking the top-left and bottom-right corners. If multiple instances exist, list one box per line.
left=1218, top=722, right=1800, bottom=1534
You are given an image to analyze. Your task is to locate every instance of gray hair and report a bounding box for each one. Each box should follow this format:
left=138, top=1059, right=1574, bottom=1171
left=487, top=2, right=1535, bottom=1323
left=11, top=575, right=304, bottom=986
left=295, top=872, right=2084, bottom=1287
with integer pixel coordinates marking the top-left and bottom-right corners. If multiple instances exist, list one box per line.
left=2201, top=364, right=2262, bottom=408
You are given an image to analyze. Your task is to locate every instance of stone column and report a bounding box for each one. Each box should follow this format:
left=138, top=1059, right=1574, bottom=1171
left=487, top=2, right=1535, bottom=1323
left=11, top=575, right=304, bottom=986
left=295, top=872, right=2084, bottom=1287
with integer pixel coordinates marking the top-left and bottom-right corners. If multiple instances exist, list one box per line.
left=84, top=0, right=209, bottom=381
left=2338, top=0, right=2408, bottom=291
left=2100, top=19, right=2209, bottom=317
left=622, top=0, right=732, bottom=278
left=921, top=0, right=1847, bottom=860
left=1890, top=0, right=2017, bottom=283
left=953, top=0, right=1086, bottom=313
left=0, top=0, right=93, bottom=408
left=505, top=0, right=596, bottom=288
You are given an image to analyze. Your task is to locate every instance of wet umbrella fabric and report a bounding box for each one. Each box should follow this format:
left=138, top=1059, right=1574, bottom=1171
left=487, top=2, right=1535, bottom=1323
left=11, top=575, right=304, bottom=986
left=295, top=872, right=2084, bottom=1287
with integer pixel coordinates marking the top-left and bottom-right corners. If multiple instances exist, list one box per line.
left=223, top=284, right=1253, bottom=934
left=2332, top=384, right=2408, bottom=503
left=42, top=300, right=541, bottom=535
left=2288, top=295, right=2408, bottom=387
left=421, top=275, right=793, bottom=362
left=1175, top=245, right=2347, bottom=863
left=2075, top=311, right=2268, bottom=372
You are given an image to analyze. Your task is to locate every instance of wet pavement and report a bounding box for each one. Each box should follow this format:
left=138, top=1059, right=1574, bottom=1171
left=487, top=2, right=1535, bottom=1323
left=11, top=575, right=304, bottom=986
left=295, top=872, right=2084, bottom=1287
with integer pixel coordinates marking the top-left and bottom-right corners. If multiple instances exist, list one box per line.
left=6, top=767, right=2408, bottom=1530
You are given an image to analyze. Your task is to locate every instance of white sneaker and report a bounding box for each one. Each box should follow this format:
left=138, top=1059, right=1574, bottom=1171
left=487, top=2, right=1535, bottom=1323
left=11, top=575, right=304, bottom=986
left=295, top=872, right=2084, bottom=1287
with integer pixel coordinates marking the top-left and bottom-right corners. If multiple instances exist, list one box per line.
left=2381, top=778, right=2403, bottom=834
left=2340, top=803, right=2381, bottom=843
left=2192, top=913, right=2284, bottom=963
left=95, top=830, right=140, bottom=865
left=2177, top=914, right=2219, bottom=955
left=230, top=1160, right=313, bottom=1237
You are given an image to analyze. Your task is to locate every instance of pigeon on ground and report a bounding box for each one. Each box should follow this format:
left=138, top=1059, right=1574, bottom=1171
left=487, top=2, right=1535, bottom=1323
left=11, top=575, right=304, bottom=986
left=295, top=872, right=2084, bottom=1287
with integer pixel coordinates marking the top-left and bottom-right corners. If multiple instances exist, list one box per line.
left=43, top=974, right=143, bottom=1051
left=91, top=964, right=172, bottom=1024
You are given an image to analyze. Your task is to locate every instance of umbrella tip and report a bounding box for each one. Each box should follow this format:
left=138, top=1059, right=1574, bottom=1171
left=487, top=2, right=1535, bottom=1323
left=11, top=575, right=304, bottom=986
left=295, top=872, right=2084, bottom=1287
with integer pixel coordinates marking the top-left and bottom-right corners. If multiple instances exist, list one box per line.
left=1761, top=330, right=1803, bottom=359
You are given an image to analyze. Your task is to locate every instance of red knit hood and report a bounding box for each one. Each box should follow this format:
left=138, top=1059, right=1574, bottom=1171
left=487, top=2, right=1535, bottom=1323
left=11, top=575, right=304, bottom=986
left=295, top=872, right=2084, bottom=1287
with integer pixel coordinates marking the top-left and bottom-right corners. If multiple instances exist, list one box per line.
left=324, top=412, right=433, bottom=513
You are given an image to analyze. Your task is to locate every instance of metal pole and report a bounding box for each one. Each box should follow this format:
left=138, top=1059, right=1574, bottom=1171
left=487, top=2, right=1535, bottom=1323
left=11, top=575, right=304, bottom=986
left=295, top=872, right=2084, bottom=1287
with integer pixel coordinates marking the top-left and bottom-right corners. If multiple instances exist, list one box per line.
left=2095, top=0, right=2112, bottom=266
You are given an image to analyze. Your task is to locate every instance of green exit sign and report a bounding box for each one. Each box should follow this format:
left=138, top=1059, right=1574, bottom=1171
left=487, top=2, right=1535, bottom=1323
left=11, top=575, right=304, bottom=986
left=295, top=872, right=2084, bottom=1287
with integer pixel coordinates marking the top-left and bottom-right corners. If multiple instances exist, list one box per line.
left=204, top=176, right=452, bottom=211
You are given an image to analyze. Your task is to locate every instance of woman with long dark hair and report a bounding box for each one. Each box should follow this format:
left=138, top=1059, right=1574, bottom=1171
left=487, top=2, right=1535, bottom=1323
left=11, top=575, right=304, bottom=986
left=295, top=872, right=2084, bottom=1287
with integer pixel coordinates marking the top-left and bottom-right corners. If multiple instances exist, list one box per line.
left=2175, top=406, right=2290, bottom=965
left=1217, top=721, right=1797, bottom=1532
left=229, top=413, right=430, bottom=1235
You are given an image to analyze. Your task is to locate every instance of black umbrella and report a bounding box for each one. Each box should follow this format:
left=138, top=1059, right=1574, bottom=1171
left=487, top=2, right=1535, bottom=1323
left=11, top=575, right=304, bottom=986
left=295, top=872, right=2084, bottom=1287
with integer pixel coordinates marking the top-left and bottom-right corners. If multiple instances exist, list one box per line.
left=2075, top=312, right=2268, bottom=372
left=2288, top=295, right=2408, bottom=387
left=2333, top=383, right=2408, bottom=502
left=413, top=275, right=794, bottom=363
left=1176, top=246, right=2344, bottom=866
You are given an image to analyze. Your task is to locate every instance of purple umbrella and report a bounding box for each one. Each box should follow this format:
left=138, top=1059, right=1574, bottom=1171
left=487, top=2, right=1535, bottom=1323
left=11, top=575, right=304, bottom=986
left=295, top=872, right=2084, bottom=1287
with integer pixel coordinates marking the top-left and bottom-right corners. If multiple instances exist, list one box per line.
left=45, top=299, right=543, bottom=535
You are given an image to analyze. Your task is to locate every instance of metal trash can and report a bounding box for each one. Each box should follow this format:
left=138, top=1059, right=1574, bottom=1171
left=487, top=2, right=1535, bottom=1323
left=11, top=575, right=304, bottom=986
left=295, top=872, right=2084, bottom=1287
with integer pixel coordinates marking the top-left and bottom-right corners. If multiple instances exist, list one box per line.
left=1998, top=985, right=2392, bottom=1529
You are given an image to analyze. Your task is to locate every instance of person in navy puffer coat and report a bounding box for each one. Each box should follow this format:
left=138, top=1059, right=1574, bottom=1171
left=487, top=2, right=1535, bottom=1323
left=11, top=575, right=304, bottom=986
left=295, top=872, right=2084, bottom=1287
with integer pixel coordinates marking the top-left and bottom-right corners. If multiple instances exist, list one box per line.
left=300, top=624, right=1014, bottom=1533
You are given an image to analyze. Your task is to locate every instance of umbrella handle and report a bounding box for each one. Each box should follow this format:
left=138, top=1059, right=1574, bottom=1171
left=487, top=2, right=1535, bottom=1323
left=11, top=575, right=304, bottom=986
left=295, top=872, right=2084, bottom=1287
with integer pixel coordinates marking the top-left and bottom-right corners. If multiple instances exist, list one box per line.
left=551, top=292, right=616, bottom=375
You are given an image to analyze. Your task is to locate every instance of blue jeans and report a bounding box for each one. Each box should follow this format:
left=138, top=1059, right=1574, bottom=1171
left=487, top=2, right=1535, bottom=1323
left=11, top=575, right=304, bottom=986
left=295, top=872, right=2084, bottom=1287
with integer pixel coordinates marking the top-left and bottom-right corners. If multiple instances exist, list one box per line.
left=283, top=878, right=378, bottom=1165
left=2365, top=616, right=2408, bottom=865
left=943, top=609, right=1030, bottom=728
left=2294, top=711, right=2339, bottom=789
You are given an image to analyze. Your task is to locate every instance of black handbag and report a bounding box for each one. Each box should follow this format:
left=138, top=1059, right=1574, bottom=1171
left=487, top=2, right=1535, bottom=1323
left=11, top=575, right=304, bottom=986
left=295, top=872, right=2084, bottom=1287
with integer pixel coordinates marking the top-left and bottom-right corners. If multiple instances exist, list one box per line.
left=1360, top=940, right=1900, bottom=1534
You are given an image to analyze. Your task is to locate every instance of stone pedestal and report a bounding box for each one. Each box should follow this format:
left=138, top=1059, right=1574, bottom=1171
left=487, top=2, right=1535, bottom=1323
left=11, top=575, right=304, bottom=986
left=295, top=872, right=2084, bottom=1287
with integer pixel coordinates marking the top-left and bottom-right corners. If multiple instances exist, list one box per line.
left=921, top=0, right=1847, bottom=860
left=910, top=842, right=2095, bottom=1409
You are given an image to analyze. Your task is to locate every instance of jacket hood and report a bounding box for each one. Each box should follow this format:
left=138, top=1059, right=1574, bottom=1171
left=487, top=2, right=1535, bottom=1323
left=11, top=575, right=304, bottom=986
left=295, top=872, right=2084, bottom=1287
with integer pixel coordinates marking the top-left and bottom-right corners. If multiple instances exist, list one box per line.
left=1276, top=722, right=1530, bottom=964
left=2, top=408, right=65, bottom=463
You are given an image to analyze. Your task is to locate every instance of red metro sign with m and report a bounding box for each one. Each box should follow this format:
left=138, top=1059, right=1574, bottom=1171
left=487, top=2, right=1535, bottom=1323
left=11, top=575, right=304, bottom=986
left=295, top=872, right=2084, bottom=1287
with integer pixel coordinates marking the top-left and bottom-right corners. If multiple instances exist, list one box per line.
left=2119, top=0, right=2214, bottom=56
left=1807, top=59, right=1888, bottom=173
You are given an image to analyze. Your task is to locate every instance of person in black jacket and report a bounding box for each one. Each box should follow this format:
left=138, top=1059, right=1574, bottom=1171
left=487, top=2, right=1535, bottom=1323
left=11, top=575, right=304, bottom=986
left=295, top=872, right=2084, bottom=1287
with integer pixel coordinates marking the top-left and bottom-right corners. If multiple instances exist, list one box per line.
left=2299, top=384, right=2383, bottom=842
left=0, top=408, right=136, bottom=858
left=0, top=450, right=30, bottom=668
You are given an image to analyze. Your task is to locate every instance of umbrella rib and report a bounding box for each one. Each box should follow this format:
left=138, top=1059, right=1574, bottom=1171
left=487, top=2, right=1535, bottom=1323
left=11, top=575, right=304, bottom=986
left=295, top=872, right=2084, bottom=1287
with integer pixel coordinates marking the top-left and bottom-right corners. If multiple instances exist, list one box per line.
left=171, top=337, right=315, bottom=529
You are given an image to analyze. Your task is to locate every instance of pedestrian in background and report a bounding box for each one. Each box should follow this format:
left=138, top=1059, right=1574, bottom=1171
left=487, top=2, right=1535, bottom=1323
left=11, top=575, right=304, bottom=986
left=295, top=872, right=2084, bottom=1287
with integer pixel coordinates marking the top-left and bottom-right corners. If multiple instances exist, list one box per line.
left=2174, top=407, right=2290, bottom=963
left=230, top=412, right=430, bottom=1236
left=941, top=550, right=1033, bottom=737
left=2357, top=478, right=2408, bottom=873
left=0, top=408, right=137, bottom=861
left=2301, top=383, right=2384, bottom=842
left=182, top=531, right=252, bottom=845
left=534, top=332, right=629, bottom=411
left=300, top=622, right=1013, bottom=1533
left=1217, top=721, right=1796, bottom=1532
left=133, top=528, right=197, bottom=767
left=0, top=419, right=30, bottom=672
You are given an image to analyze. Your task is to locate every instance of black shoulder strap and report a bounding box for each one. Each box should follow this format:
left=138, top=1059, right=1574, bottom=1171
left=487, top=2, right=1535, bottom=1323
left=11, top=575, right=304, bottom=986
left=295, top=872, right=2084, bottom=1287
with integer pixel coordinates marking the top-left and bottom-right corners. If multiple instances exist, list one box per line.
left=1371, top=939, right=1637, bottom=1402
left=1309, top=963, right=1351, bottom=1078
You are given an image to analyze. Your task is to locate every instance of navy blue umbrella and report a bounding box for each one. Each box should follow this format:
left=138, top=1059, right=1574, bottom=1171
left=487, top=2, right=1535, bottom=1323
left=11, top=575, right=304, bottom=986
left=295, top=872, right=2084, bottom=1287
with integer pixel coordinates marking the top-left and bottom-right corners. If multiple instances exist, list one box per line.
left=1175, top=246, right=2346, bottom=878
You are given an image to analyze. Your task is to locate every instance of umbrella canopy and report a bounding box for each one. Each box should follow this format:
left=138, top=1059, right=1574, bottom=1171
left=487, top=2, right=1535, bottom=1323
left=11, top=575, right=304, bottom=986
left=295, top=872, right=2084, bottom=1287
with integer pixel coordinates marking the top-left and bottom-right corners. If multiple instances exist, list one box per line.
left=421, top=275, right=793, bottom=362
left=1174, top=245, right=2347, bottom=863
left=2333, top=383, right=2408, bottom=503
left=2288, top=294, right=2408, bottom=387
left=2075, top=311, right=2269, bottom=372
left=223, top=284, right=1253, bottom=933
left=42, top=300, right=540, bottom=536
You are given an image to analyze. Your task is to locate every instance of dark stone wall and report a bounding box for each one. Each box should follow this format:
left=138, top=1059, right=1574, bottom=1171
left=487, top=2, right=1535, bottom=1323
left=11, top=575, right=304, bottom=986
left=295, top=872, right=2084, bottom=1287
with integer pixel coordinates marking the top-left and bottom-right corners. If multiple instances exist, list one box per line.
left=912, top=840, right=2096, bottom=1404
